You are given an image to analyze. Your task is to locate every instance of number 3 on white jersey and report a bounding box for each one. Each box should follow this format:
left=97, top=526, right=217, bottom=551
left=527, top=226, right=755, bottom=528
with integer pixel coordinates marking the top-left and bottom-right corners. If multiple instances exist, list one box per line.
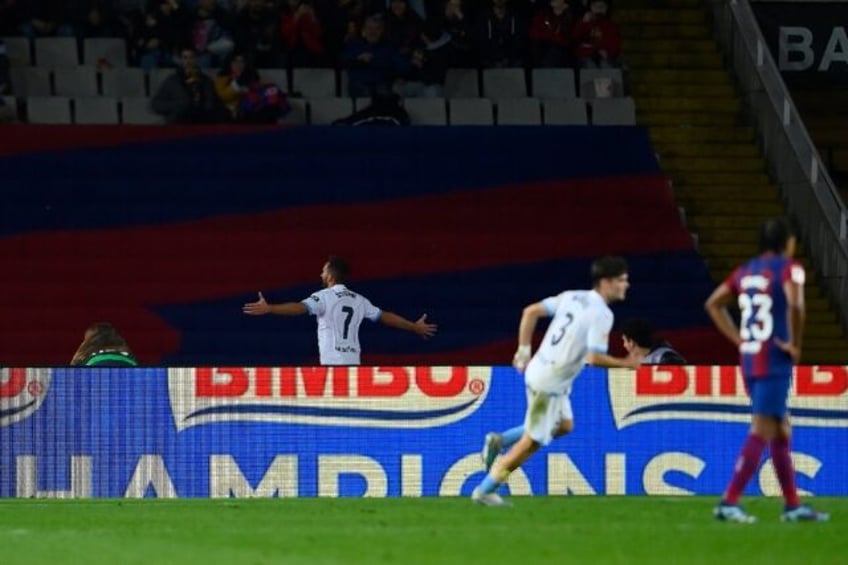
left=739, top=293, right=773, bottom=342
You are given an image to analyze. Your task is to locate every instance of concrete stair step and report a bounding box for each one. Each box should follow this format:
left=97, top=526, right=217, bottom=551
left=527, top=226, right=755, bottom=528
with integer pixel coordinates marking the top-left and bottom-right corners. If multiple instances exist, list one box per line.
left=669, top=171, right=772, bottom=186
left=682, top=200, right=784, bottom=215
left=688, top=216, right=774, bottom=230
left=630, top=69, right=732, bottom=84
left=623, top=39, right=718, bottom=53
left=650, top=126, right=755, bottom=143
left=674, top=186, right=777, bottom=201
left=621, top=0, right=704, bottom=8
left=805, top=325, right=846, bottom=338
left=625, top=52, right=725, bottom=69
left=621, top=24, right=712, bottom=40
left=661, top=157, right=766, bottom=173
left=617, top=9, right=707, bottom=24
left=638, top=97, right=741, bottom=114
left=803, top=336, right=848, bottom=349
left=632, top=83, right=736, bottom=98
left=655, top=143, right=759, bottom=159
left=802, top=350, right=848, bottom=364
left=638, top=112, right=743, bottom=126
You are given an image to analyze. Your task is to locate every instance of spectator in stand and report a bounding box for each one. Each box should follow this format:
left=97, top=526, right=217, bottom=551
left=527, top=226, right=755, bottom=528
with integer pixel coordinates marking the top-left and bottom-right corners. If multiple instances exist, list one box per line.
left=475, top=0, right=525, bottom=69
left=573, top=0, right=621, bottom=68
left=215, top=51, right=289, bottom=122
left=234, top=0, right=283, bottom=69
left=395, top=18, right=451, bottom=98
left=70, top=323, right=138, bottom=367
left=76, top=0, right=121, bottom=38
left=189, top=0, right=236, bottom=68
left=341, top=13, right=411, bottom=97
left=0, top=0, right=25, bottom=36
left=19, top=0, right=78, bottom=38
left=384, top=0, right=423, bottom=56
left=440, top=0, right=475, bottom=67
left=528, top=0, right=575, bottom=68
left=620, top=318, right=687, bottom=365
left=152, top=47, right=229, bottom=122
left=132, top=0, right=190, bottom=70
left=281, top=0, right=326, bottom=67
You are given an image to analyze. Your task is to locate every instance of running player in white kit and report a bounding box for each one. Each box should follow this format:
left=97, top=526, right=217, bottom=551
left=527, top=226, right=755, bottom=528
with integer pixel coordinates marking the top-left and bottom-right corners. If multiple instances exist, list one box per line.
left=243, top=256, right=437, bottom=365
left=472, top=256, right=641, bottom=506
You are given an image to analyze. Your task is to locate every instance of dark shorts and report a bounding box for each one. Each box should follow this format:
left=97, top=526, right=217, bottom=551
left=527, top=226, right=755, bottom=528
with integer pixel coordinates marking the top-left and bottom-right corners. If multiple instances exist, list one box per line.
left=745, top=375, right=791, bottom=418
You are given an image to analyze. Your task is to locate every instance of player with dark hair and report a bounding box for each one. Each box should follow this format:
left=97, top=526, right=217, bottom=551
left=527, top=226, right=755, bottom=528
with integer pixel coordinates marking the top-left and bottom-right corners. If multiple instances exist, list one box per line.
left=70, top=322, right=138, bottom=367
left=705, top=218, right=828, bottom=523
left=243, top=256, right=437, bottom=365
left=620, top=318, right=686, bottom=365
left=472, top=256, right=641, bottom=506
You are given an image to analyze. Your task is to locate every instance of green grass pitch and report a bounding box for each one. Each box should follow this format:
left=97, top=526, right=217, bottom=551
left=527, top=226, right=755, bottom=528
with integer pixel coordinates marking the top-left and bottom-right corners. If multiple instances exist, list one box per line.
left=1, top=497, right=845, bottom=564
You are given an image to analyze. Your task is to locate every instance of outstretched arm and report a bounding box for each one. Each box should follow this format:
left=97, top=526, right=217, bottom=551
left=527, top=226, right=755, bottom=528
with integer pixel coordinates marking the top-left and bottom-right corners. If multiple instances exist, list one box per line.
left=380, top=311, right=437, bottom=339
left=585, top=351, right=640, bottom=369
left=243, top=292, right=308, bottom=316
left=704, top=283, right=742, bottom=348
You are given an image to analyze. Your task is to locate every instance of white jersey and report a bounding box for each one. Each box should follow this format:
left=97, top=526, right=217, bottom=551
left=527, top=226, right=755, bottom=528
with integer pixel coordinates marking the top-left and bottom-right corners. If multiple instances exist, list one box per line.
left=524, top=289, right=613, bottom=395
left=301, top=284, right=382, bottom=365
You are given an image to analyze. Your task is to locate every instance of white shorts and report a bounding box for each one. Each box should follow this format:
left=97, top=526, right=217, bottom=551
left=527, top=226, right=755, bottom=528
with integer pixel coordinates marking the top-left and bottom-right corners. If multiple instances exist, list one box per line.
left=523, top=386, right=573, bottom=447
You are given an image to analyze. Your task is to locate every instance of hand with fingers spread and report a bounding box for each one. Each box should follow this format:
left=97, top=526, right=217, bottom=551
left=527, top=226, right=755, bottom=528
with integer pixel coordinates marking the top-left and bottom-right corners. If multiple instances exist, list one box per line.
left=243, top=291, right=271, bottom=315
left=413, top=314, right=438, bottom=339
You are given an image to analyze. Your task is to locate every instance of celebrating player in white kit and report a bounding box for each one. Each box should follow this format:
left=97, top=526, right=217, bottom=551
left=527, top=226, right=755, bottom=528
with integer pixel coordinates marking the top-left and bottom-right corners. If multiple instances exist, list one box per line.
left=243, top=256, right=437, bottom=365
left=472, top=256, right=641, bottom=506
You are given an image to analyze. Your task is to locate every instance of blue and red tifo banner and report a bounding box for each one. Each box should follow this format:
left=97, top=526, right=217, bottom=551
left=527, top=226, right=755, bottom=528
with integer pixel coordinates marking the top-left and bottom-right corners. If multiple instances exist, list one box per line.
left=1, top=366, right=846, bottom=498
left=0, top=125, right=736, bottom=367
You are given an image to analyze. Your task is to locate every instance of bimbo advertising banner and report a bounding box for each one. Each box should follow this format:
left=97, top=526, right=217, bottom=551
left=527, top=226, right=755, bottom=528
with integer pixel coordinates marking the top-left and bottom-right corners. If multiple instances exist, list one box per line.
left=1, top=366, right=846, bottom=498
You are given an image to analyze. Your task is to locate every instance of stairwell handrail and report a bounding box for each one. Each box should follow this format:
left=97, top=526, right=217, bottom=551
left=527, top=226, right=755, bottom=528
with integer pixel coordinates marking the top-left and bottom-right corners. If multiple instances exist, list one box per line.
left=709, top=0, right=848, bottom=332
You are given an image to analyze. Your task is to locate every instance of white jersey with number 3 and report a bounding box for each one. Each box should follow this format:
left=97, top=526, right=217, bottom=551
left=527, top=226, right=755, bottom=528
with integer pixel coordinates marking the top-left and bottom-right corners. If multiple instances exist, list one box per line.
left=301, top=284, right=382, bottom=365
left=525, top=289, right=613, bottom=395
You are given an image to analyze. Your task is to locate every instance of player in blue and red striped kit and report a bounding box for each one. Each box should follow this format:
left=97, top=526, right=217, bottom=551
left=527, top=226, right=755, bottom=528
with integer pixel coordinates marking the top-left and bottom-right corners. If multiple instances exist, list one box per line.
left=705, top=218, right=829, bottom=523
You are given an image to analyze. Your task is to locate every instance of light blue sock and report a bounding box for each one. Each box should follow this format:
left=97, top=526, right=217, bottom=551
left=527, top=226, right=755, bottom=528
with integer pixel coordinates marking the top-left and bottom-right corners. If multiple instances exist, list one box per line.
left=500, top=426, right=524, bottom=449
left=476, top=473, right=502, bottom=495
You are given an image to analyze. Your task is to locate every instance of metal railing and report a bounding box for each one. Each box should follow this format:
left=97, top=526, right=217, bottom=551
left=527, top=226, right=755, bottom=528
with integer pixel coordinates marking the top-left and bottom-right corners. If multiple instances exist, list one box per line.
left=709, top=0, right=848, bottom=332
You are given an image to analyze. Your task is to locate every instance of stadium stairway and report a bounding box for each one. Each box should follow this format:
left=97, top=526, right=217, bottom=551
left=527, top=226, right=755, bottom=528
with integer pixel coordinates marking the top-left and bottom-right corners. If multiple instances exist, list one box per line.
left=618, top=0, right=848, bottom=363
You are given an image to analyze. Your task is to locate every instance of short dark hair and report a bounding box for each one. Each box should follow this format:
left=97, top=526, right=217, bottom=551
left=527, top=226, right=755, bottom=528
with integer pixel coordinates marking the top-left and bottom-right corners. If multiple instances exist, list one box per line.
left=326, top=256, right=350, bottom=283
left=620, top=318, right=654, bottom=349
left=759, top=217, right=793, bottom=253
left=591, top=256, right=628, bottom=286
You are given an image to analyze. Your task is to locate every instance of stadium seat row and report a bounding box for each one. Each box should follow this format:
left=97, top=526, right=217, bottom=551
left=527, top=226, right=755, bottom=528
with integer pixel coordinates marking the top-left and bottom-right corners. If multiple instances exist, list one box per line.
left=19, top=95, right=636, bottom=126
left=2, top=36, right=126, bottom=68
left=8, top=63, right=622, bottom=101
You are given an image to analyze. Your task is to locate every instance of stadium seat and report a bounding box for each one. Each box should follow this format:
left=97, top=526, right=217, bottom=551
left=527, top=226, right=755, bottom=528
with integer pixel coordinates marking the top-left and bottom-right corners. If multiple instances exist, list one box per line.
left=34, top=37, right=79, bottom=67
left=308, top=97, right=353, bottom=125
left=121, top=97, right=164, bottom=124
left=591, top=97, right=636, bottom=126
left=449, top=98, right=493, bottom=125
left=257, top=68, right=289, bottom=93
left=531, top=68, right=576, bottom=99
left=444, top=68, right=480, bottom=98
left=482, top=68, right=527, bottom=98
left=579, top=68, right=624, bottom=99
left=11, top=67, right=52, bottom=97
left=74, top=97, right=119, bottom=124
left=404, top=98, right=447, bottom=125
left=147, top=68, right=174, bottom=97
left=26, top=96, right=71, bottom=124
left=1, top=36, right=31, bottom=67
left=53, top=66, right=99, bottom=97
left=280, top=98, right=307, bottom=125
left=496, top=98, right=541, bottom=125
left=101, top=68, right=147, bottom=97
left=83, top=37, right=127, bottom=67
left=353, top=97, right=371, bottom=111
left=543, top=99, right=588, bottom=125
left=292, top=68, right=337, bottom=98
